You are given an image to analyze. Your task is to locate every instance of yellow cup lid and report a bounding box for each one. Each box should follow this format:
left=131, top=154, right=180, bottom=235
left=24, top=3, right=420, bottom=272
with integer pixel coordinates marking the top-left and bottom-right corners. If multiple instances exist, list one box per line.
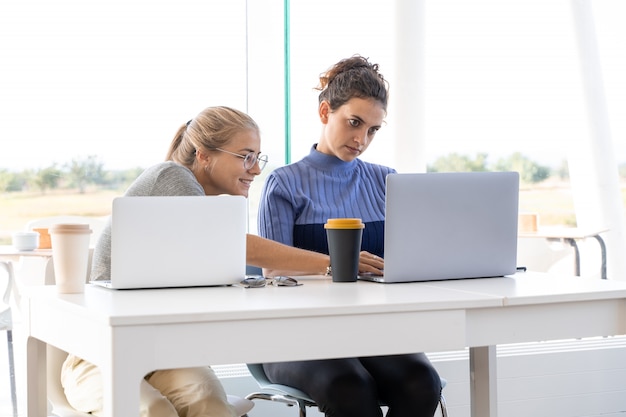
left=324, top=218, right=365, bottom=229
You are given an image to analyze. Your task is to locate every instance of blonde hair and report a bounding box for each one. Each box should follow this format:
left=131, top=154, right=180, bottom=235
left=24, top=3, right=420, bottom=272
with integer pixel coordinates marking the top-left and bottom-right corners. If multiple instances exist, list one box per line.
left=165, top=106, right=260, bottom=168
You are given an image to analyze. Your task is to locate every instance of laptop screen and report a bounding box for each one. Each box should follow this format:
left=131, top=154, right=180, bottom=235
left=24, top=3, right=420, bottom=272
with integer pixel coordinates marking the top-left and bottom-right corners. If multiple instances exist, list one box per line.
left=380, top=171, right=519, bottom=283
left=108, top=195, right=247, bottom=289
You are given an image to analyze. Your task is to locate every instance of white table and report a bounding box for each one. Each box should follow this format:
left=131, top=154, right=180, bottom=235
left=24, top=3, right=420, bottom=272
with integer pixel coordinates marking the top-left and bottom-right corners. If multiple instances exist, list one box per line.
left=425, top=272, right=626, bottom=415
left=23, top=272, right=626, bottom=417
left=0, top=245, right=53, bottom=259
left=518, top=227, right=608, bottom=279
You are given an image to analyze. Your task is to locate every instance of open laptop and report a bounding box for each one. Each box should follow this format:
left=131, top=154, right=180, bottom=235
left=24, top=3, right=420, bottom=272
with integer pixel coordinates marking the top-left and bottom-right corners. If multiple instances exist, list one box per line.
left=92, top=195, right=247, bottom=289
left=359, top=171, right=519, bottom=283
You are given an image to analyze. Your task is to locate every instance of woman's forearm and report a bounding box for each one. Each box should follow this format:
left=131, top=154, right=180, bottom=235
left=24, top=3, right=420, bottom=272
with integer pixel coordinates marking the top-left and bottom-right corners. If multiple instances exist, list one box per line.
left=246, top=234, right=330, bottom=276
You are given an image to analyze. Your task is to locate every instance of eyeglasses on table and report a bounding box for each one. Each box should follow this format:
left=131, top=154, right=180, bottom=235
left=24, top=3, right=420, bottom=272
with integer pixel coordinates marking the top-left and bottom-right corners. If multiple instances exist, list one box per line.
left=239, top=275, right=300, bottom=288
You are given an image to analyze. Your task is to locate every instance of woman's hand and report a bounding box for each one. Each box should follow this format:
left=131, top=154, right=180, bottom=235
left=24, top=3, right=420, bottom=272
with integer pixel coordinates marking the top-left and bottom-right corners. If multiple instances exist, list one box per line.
left=358, top=251, right=384, bottom=275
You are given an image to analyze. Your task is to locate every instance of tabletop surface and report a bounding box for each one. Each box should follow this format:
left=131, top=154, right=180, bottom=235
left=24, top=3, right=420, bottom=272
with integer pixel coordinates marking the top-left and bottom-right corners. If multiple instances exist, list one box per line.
left=0, top=244, right=52, bottom=257
left=425, top=271, right=626, bottom=305
left=24, top=271, right=626, bottom=326
left=518, top=227, right=609, bottom=239
left=26, top=275, right=503, bottom=325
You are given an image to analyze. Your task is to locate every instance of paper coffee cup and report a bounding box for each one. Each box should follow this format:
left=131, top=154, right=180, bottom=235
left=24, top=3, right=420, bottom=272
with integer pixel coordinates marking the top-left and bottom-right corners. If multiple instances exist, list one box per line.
left=324, top=218, right=364, bottom=283
left=49, top=224, right=92, bottom=294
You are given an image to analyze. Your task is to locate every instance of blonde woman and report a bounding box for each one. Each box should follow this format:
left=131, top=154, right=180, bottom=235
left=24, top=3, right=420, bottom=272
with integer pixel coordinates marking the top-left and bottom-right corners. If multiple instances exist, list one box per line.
left=62, top=106, right=382, bottom=417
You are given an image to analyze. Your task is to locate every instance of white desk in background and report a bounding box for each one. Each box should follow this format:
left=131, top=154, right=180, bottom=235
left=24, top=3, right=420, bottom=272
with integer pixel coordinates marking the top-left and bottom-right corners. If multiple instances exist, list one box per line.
left=1, top=245, right=95, bottom=287
left=518, top=227, right=609, bottom=279
left=0, top=246, right=55, bottom=297
left=1, top=245, right=55, bottom=289
left=23, top=272, right=626, bottom=417
left=0, top=245, right=52, bottom=259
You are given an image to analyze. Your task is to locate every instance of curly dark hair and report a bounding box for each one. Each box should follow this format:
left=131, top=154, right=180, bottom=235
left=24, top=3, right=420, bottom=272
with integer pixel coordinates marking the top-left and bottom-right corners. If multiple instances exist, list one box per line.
left=316, top=55, right=389, bottom=112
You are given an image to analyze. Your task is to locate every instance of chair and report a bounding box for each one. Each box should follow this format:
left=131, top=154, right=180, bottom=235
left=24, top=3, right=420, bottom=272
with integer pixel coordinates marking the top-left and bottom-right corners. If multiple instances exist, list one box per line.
left=46, top=346, right=254, bottom=416
left=517, top=237, right=575, bottom=275
left=245, top=363, right=448, bottom=417
left=1, top=260, right=18, bottom=417
left=24, top=215, right=107, bottom=247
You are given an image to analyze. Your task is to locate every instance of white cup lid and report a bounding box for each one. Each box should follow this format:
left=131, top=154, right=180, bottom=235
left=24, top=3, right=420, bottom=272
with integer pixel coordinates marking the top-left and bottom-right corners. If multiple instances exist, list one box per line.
left=49, top=223, right=92, bottom=234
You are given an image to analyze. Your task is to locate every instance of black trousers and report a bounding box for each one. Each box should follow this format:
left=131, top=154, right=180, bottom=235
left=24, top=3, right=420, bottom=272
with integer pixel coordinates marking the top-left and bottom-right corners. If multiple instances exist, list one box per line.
left=263, top=353, right=441, bottom=417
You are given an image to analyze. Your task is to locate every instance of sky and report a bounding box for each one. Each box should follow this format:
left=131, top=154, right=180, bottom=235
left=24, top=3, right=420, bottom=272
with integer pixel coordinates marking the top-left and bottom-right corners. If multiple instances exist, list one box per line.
left=1, top=0, right=625, bottom=172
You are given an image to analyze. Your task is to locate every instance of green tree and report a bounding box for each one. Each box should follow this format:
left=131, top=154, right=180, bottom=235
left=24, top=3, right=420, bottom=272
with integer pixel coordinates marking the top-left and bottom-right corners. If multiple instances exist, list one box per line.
left=100, top=167, right=144, bottom=190
left=428, top=153, right=489, bottom=172
left=65, top=155, right=105, bottom=193
left=1, top=170, right=28, bottom=192
left=0, top=169, right=11, bottom=193
left=31, top=165, right=62, bottom=194
left=493, top=152, right=550, bottom=184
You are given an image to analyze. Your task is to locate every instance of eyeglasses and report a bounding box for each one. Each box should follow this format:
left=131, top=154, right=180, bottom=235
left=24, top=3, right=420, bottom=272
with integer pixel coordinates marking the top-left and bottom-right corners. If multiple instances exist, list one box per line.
left=239, top=275, right=300, bottom=288
left=214, top=148, right=268, bottom=171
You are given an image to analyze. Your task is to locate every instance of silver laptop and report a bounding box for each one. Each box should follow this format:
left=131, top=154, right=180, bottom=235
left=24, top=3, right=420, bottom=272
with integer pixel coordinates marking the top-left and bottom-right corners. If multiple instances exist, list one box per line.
left=360, top=171, right=519, bottom=283
left=93, top=195, right=247, bottom=289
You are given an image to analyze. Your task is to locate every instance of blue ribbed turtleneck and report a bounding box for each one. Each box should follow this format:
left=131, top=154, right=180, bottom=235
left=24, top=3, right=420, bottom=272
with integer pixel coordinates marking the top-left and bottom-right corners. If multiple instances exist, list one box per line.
left=258, top=144, right=396, bottom=257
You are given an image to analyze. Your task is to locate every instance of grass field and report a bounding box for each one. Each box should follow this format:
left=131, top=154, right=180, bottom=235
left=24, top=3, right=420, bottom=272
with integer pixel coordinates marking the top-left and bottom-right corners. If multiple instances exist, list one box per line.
left=1, top=181, right=624, bottom=245
left=0, top=188, right=122, bottom=244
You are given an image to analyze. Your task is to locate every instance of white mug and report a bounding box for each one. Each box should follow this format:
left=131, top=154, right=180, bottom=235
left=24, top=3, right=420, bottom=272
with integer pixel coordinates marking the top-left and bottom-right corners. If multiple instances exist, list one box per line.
left=12, top=231, right=40, bottom=251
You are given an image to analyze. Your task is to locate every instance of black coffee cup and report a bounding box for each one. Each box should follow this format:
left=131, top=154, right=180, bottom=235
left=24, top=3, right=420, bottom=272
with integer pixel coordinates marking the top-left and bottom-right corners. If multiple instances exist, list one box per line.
left=325, top=218, right=364, bottom=282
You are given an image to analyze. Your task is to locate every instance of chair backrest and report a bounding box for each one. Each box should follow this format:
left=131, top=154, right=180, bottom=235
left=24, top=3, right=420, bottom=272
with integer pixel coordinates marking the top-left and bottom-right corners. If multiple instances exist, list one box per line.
left=25, top=215, right=107, bottom=247
left=246, top=363, right=272, bottom=386
left=517, top=238, right=575, bottom=274
left=246, top=363, right=314, bottom=401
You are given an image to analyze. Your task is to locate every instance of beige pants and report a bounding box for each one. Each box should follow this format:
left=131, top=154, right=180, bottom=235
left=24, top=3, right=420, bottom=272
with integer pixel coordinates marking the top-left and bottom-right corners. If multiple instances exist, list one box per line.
left=61, top=354, right=237, bottom=417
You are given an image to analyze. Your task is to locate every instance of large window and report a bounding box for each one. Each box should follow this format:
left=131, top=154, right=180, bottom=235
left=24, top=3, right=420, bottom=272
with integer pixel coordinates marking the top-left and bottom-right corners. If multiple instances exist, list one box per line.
left=3, top=1, right=625, bottom=174
left=259, top=0, right=626, bottom=232
left=2, top=0, right=625, bottom=240
left=1, top=0, right=249, bottom=170
left=282, top=0, right=625, bottom=170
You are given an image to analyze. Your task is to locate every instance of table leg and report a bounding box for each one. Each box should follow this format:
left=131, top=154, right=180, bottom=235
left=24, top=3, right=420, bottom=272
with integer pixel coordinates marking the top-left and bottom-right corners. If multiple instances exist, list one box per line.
left=593, top=235, right=607, bottom=279
left=564, top=238, right=581, bottom=276
left=470, top=345, right=498, bottom=417
left=566, top=235, right=607, bottom=279
left=100, top=362, right=145, bottom=417
left=101, top=332, right=148, bottom=417
left=25, top=337, right=47, bottom=417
